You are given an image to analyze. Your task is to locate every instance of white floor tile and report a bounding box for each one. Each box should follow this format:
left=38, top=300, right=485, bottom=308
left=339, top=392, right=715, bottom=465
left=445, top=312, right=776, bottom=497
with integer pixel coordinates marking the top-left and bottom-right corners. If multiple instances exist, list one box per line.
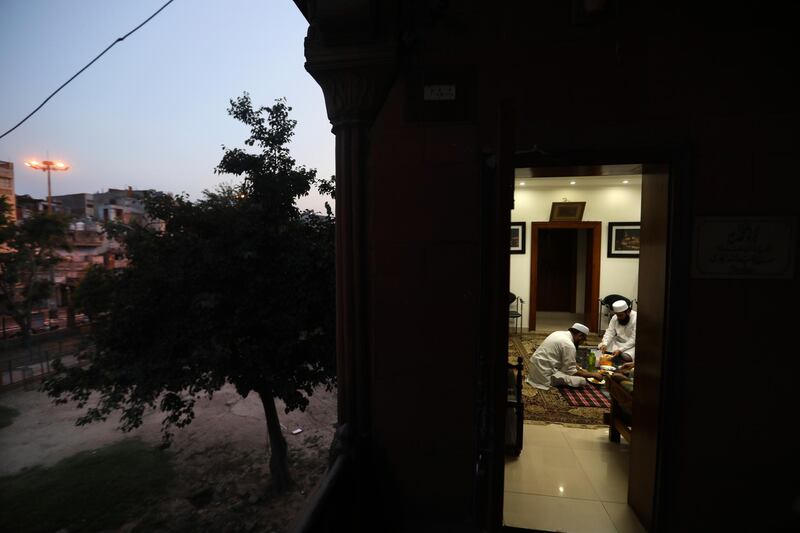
left=572, top=448, right=630, bottom=503
left=561, top=425, right=628, bottom=453
left=505, top=444, right=599, bottom=499
left=504, top=491, right=618, bottom=533
left=522, top=422, right=570, bottom=448
left=504, top=422, right=638, bottom=531
left=603, top=501, right=647, bottom=533
left=534, top=312, right=584, bottom=332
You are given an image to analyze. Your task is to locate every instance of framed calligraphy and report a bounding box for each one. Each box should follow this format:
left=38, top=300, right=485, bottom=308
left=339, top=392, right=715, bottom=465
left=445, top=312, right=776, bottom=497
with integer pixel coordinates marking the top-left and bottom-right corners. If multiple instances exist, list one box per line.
left=692, top=217, right=797, bottom=279
left=549, top=202, right=586, bottom=222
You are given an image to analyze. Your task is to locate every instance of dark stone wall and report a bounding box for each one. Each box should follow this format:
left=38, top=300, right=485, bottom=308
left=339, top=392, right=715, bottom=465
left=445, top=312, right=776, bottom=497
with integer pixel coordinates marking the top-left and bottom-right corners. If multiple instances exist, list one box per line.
left=366, top=79, right=484, bottom=527
left=341, top=1, right=798, bottom=529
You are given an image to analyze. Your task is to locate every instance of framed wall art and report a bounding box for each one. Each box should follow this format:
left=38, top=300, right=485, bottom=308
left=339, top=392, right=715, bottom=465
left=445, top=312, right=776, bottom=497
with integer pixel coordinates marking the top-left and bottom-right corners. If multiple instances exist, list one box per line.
left=692, top=216, right=796, bottom=279
left=510, top=222, right=526, bottom=254
left=549, top=201, right=586, bottom=222
left=607, top=222, right=641, bottom=258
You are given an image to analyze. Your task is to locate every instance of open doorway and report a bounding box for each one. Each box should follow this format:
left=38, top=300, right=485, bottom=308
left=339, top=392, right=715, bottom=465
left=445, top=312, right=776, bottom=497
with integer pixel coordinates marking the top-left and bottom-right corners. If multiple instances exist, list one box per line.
left=503, top=162, right=658, bottom=533
left=528, top=222, right=601, bottom=333
left=509, top=171, right=641, bottom=339
left=535, top=229, right=580, bottom=313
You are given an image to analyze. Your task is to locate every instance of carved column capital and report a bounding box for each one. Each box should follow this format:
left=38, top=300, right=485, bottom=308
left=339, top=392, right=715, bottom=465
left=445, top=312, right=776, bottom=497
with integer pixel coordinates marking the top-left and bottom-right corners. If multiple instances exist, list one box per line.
left=304, top=38, right=398, bottom=131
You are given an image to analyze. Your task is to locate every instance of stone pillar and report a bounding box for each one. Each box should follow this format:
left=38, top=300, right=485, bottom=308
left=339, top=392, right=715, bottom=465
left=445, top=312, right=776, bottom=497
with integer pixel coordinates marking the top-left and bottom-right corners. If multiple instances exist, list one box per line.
left=304, top=22, right=398, bottom=530
left=305, top=37, right=397, bottom=441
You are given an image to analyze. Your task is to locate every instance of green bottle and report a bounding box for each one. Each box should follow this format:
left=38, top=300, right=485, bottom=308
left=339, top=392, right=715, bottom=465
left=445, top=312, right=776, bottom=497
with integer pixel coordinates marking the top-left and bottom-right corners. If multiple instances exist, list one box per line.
left=587, top=350, right=596, bottom=372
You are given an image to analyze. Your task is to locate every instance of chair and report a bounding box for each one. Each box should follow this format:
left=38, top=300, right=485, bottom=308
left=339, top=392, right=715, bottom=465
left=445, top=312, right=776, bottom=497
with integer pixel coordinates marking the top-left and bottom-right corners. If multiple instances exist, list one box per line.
left=509, top=292, right=524, bottom=336
left=505, top=356, right=524, bottom=456
left=597, top=294, right=636, bottom=332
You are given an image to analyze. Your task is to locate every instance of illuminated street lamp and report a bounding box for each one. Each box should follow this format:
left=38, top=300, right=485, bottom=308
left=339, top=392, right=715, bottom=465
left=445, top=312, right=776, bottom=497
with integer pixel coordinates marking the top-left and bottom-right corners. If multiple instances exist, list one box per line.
left=25, top=159, right=70, bottom=212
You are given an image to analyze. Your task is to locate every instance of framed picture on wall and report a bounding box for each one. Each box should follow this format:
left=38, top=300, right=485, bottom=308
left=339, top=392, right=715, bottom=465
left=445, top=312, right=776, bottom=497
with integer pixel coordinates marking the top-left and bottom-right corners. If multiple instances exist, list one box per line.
left=608, top=222, right=641, bottom=258
left=510, top=222, right=526, bottom=254
left=549, top=201, right=586, bottom=222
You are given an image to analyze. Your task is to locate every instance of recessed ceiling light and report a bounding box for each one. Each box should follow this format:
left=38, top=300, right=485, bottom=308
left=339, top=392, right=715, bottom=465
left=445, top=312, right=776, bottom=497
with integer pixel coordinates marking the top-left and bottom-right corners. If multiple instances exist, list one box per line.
left=622, top=180, right=629, bottom=184
left=519, top=181, right=525, bottom=186
left=570, top=181, right=576, bottom=185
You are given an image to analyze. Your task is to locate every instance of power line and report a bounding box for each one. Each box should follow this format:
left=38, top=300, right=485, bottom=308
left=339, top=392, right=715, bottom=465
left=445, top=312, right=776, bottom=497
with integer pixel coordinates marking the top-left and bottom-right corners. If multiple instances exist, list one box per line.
left=0, top=0, right=178, bottom=142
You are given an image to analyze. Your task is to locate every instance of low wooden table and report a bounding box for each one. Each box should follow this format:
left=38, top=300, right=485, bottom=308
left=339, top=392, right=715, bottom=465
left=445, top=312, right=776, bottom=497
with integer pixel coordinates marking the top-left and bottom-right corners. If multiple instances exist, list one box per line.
left=606, top=374, right=632, bottom=443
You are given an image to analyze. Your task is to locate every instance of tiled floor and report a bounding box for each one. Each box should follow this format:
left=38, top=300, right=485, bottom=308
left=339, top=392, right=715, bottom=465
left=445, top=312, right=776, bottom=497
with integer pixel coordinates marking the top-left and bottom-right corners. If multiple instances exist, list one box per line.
left=503, top=423, right=646, bottom=533
left=533, top=312, right=586, bottom=333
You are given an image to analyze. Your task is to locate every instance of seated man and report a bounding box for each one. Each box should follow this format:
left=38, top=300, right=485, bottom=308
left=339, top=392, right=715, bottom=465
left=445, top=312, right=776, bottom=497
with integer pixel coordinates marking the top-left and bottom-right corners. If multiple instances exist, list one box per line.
left=526, top=323, right=603, bottom=390
left=610, top=362, right=635, bottom=385
left=617, top=361, right=635, bottom=373
left=599, top=299, right=637, bottom=363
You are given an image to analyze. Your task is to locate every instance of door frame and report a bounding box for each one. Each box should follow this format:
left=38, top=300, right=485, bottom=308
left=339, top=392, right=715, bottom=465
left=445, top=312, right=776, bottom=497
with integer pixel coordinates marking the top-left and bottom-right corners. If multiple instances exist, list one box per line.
left=528, top=221, right=601, bottom=332
left=490, top=146, right=691, bottom=532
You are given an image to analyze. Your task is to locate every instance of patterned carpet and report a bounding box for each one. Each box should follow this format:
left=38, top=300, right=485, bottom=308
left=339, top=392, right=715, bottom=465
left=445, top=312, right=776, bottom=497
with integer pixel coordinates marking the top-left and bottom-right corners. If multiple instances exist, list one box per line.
left=509, top=331, right=609, bottom=428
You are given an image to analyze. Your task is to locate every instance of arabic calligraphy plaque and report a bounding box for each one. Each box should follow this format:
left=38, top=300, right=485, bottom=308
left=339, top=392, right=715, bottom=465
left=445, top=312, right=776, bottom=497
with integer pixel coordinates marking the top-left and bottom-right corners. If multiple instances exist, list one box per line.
left=692, top=217, right=797, bottom=279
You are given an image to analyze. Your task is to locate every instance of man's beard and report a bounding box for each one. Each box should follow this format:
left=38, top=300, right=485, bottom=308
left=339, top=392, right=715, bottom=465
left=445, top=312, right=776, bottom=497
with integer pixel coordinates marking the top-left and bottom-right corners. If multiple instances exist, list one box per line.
left=618, top=314, right=630, bottom=326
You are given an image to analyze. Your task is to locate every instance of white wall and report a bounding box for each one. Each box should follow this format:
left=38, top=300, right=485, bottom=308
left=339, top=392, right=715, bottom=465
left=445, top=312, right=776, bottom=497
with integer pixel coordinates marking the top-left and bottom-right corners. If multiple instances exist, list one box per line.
left=575, top=230, right=587, bottom=313
left=510, top=181, right=641, bottom=331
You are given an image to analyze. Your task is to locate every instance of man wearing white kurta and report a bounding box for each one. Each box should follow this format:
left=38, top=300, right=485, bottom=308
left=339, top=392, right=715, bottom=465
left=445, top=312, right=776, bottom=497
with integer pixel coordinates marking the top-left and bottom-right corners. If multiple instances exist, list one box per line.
left=600, top=299, right=637, bottom=362
left=527, top=323, right=602, bottom=390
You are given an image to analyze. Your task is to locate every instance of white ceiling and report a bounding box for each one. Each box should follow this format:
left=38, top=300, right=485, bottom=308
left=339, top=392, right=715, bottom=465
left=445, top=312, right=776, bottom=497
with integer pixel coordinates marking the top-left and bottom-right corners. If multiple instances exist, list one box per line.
left=514, top=163, right=643, bottom=188
left=514, top=174, right=642, bottom=188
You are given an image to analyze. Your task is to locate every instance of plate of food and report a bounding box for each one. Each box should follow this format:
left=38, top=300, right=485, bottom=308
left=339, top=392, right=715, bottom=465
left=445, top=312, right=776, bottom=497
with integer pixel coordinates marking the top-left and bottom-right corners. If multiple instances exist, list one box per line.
left=600, top=365, right=616, bottom=372
left=587, top=377, right=606, bottom=385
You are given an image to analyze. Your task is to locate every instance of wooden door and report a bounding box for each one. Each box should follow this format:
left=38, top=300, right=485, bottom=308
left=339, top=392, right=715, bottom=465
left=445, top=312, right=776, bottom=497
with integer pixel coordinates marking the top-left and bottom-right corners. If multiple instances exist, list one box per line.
left=529, top=222, right=600, bottom=332
left=536, top=229, right=577, bottom=311
left=628, top=164, right=670, bottom=529
left=486, top=100, right=516, bottom=531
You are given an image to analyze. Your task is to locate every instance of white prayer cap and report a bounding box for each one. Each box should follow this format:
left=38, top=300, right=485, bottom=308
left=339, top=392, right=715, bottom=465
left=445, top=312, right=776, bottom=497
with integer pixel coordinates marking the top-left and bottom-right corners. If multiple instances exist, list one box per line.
left=570, top=323, right=589, bottom=335
left=612, top=300, right=629, bottom=313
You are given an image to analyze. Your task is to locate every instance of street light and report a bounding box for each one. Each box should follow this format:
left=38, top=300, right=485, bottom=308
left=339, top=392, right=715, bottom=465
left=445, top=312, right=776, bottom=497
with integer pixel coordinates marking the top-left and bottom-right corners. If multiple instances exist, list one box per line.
left=25, top=159, right=70, bottom=212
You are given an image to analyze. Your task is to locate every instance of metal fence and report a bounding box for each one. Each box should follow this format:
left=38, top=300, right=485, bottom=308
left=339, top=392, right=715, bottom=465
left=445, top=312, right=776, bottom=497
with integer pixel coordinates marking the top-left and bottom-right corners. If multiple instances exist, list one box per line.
left=0, top=337, right=92, bottom=390
left=1, top=312, right=89, bottom=339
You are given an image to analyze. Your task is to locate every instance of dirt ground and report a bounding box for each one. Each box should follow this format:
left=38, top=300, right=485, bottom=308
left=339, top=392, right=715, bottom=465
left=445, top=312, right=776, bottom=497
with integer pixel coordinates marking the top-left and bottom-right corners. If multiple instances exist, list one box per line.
left=0, top=382, right=337, bottom=532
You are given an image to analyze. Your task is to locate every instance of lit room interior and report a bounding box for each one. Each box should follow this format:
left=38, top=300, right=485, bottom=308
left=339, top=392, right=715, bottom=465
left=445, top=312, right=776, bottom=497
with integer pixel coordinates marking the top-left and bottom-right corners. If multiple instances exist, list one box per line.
left=504, top=166, right=646, bottom=533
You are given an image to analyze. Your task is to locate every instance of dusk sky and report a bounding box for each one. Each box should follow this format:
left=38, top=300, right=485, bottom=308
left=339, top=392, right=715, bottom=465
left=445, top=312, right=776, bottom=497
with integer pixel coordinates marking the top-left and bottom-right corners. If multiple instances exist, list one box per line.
left=0, top=0, right=334, bottom=212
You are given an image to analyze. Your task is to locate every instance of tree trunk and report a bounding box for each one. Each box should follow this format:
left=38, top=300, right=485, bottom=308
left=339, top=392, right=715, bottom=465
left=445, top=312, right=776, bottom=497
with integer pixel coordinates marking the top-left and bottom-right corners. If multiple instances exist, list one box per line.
left=258, top=387, right=291, bottom=491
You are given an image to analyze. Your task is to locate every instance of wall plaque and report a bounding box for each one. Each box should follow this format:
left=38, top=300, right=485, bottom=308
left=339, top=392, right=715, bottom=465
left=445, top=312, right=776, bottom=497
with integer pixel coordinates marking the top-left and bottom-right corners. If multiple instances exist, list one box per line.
left=405, top=68, right=474, bottom=122
left=692, top=217, right=797, bottom=279
left=423, top=84, right=456, bottom=101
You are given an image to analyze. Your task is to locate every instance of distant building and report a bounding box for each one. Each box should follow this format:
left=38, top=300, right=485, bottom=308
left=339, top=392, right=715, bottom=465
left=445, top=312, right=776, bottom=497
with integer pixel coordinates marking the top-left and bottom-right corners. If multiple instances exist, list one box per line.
left=15, top=194, right=64, bottom=219
left=0, top=160, right=16, bottom=222
left=12, top=187, right=164, bottom=310
left=55, top=192, right=96, bottom=219
left=52, top=186, right=162, bottom=229
left=92, top=187, right=150, bottom=224
left=55, top=218, right=110, bottom=303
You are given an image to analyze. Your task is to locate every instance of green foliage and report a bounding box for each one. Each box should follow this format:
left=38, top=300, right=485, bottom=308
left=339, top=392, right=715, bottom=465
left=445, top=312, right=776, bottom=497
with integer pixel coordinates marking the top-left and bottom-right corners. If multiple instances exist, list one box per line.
left=43, top=95, right=336, bottom=489
left=0, top=196, right=70, bottom=337
left=0, top=438, right=173, bottom=533
left=74, top=264, right=118, bottom=322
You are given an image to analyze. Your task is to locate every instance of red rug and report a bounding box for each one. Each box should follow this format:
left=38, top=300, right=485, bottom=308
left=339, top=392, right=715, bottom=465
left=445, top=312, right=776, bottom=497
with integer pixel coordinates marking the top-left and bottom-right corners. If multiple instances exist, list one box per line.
left=559, top=384, right=611, bottom=409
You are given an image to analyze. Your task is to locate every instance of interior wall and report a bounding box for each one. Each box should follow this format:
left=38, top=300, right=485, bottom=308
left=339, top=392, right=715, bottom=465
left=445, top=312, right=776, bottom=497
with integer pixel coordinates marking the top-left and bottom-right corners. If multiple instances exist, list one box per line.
left=509, top=181, right=641, bottom=330
left=575, top=229, right=587, bottom=313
